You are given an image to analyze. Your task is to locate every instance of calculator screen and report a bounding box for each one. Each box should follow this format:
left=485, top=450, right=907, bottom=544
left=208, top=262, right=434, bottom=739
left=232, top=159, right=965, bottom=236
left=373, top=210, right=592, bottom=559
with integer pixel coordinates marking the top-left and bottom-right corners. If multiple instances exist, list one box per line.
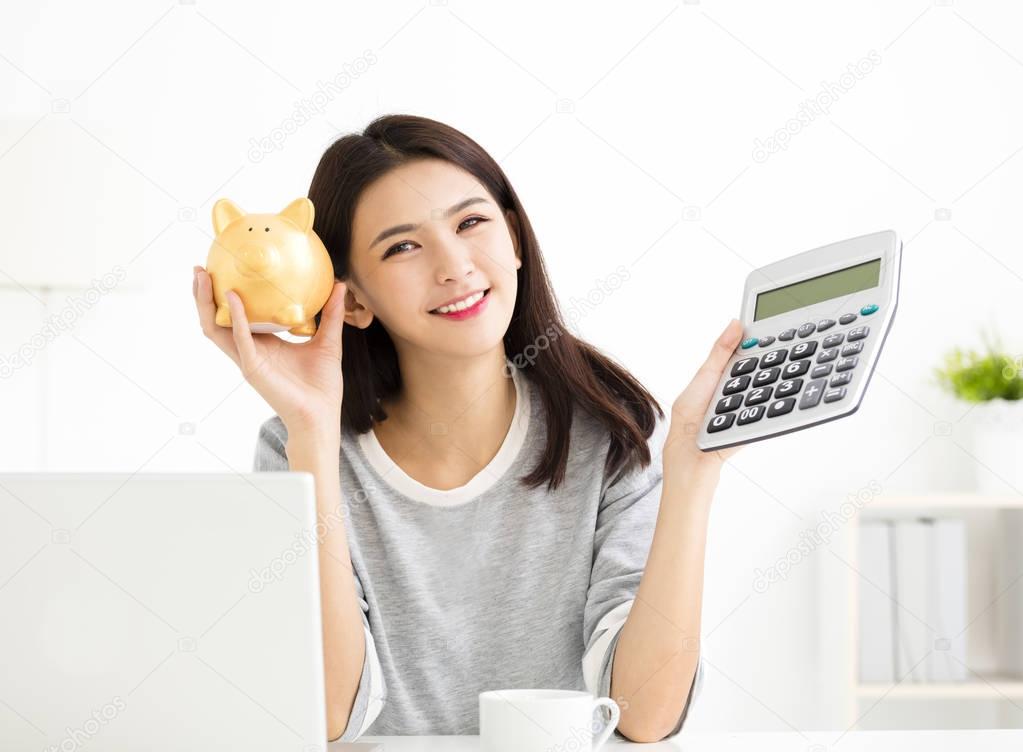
left=754, top=258, right=881, bottom=321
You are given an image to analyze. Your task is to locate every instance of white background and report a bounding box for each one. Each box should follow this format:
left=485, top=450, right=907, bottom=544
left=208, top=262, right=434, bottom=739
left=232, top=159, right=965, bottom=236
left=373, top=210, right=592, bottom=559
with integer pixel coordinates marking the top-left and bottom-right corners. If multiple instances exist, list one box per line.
left=2, top=0, right=1022, bottom=735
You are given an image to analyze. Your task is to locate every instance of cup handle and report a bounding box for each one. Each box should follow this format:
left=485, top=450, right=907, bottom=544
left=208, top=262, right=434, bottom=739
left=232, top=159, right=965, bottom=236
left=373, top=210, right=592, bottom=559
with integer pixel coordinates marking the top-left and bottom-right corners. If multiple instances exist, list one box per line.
left=590, top=697, right=621, bottom=750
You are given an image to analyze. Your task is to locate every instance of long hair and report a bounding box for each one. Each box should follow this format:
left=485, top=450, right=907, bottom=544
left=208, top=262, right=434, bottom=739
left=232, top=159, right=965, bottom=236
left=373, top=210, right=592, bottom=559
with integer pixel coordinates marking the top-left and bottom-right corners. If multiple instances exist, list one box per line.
left=308, top=114, right=664, bottom=492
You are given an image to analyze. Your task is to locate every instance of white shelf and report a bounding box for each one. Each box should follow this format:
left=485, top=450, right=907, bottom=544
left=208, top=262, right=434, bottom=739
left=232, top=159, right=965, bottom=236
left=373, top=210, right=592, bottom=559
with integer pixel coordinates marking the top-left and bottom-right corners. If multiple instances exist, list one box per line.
left=820, top=494, right=1023, bottom=730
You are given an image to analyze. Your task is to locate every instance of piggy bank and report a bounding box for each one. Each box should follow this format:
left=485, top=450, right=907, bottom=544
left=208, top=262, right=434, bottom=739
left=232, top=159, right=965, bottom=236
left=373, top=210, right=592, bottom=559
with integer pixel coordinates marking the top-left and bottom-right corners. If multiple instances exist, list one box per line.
left=206, top=197, right=335, bottom=336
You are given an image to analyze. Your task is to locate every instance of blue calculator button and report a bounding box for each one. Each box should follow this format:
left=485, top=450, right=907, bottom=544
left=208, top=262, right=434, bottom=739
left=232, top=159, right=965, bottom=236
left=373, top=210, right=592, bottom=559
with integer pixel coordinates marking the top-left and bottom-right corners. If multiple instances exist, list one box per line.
left=741, top=337, right=759, bottom=349
left=860, top=304, right=879, bottom=316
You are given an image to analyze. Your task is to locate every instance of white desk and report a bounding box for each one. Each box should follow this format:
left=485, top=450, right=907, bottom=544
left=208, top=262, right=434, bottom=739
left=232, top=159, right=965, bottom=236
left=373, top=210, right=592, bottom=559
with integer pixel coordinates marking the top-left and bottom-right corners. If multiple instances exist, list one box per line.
left=338, top=729, right=1023, bottom=751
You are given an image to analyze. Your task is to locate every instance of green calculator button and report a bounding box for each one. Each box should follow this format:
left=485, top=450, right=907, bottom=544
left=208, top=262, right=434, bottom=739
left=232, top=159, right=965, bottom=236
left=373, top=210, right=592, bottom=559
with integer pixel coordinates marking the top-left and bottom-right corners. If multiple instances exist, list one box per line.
left=860, top=304, right=879, bottom=316
left=741, top=337, right=759, bottom=349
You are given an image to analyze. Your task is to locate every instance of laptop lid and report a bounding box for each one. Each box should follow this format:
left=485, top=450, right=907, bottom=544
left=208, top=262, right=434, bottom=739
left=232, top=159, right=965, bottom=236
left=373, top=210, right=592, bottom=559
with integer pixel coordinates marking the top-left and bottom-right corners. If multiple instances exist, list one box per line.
left=0, top=472, right=332, bottom=751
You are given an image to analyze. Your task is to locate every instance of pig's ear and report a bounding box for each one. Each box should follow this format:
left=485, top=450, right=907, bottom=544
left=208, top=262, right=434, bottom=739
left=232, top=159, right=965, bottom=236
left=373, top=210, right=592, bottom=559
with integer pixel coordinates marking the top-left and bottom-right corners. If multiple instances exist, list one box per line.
left=212, top=198, right=246, bottom=235
left=278, top=197, right=314, bottom=233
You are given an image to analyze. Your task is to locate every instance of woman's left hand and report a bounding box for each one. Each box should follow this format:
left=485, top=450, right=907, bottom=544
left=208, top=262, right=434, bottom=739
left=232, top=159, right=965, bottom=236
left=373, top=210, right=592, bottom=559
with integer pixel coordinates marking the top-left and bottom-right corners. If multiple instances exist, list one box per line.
left=665, top=319, right=746, bottom=470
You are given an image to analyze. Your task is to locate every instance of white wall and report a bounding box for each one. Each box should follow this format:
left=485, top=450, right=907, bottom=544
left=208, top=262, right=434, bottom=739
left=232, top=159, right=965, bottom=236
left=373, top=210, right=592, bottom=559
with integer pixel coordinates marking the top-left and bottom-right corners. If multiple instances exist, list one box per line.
left=2, top=0, right=1021, bottom=734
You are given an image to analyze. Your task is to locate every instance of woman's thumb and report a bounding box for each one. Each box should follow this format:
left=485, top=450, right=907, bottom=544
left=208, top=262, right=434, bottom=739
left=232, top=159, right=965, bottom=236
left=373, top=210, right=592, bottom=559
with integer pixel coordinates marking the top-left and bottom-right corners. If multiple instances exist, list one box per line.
left=313, top=280, right=347, bottom=347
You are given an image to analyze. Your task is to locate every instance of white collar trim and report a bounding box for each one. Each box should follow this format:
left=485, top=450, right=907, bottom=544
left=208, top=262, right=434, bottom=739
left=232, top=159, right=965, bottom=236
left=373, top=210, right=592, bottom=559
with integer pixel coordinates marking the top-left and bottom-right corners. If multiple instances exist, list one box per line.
left=356, top=364, right=530, bottom=507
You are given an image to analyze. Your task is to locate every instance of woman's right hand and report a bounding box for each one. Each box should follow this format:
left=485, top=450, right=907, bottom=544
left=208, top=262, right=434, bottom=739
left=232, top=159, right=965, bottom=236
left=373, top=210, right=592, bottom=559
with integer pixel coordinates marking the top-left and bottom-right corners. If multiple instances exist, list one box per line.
left=192, top=266, right=348, bottom=436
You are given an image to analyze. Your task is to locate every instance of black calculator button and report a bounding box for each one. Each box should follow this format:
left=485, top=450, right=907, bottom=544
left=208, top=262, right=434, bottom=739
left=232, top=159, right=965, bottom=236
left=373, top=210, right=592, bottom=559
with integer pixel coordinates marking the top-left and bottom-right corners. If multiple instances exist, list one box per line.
left=790, top=341, right=818, bottom=360
left=798, top=379, right=827, bottom=409
left=839, top=313, right=857, bottom=325
left=830, top=371, right=852, bottom=387
left=757, top=335, right=776, bottom=347
left=797, top=322, right=816, bottom=338
left=759, top=348, right=787, bottom=368
left=753, top=367, right=781, bottom=387
left=817, top=347, right=839, bottom=363
left=775, top=378, right=802, bottom=397
left=836, top=356, right=858, bottom=372
left=722, top=375, right=751, bottom=395
left=767, top=397, right=796, bottom=418
left=745, top=386, right=773, bottom=406
left=782, top=360, right=811, bottom=378
left=730, top=357, right=758, bottom=376
left=823, top=387, right=847, bottom=403
left=847, top=326, right=869, bottom=341
left=816, top=319, right=836, bottom=331
left=707, top=413, right=735, bottom=433
left=736, top=405, right=765, bottom=425
left=822, top=333, right=844, bottom=348
left=715, top=394, right=743, bottom=414
left=778, top=328, right=797, bottom=341
left=811, top=364, right=833, bottom=379
left=841, top=341, right=863, bottom=356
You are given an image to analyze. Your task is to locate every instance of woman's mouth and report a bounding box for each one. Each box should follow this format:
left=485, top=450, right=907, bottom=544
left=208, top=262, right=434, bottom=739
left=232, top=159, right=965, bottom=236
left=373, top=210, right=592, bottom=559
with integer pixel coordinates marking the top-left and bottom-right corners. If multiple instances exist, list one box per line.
left=429, top=288, right=491, bottom=320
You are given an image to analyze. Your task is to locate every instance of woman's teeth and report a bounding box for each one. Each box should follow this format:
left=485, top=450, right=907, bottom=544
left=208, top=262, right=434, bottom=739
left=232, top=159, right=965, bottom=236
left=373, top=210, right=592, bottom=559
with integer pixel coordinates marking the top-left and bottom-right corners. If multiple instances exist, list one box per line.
left=433, top=290, right=487, bottom=314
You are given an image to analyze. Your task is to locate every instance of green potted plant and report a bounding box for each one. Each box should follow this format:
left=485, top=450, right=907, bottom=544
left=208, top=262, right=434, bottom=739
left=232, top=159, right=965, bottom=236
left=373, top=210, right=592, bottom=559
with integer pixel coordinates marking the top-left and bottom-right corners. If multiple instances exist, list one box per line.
left=933, top=332, right=1023, bottom=494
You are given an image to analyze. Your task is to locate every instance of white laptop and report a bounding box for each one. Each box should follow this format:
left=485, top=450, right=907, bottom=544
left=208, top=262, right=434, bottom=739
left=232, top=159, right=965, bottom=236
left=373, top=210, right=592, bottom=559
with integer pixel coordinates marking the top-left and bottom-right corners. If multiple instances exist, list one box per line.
left=0, top=473, right=379, bottom=751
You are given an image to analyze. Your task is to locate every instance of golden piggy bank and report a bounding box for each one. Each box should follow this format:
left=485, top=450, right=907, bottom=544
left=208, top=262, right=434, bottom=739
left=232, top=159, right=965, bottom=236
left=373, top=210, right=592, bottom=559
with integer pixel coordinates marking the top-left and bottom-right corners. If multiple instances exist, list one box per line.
left=206, top=197, right=335, bottom=336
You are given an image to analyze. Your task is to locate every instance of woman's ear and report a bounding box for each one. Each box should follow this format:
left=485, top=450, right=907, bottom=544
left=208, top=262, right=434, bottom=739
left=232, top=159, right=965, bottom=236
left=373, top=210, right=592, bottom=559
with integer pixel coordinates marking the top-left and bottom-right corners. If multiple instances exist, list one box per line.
left=341, top=278, right=375, bottom=329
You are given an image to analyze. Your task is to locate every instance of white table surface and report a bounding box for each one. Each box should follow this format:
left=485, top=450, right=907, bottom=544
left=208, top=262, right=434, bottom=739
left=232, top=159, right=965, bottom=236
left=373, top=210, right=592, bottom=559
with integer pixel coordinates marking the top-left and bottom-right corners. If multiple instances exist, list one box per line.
left=332, top=729, right=1023, bottom=751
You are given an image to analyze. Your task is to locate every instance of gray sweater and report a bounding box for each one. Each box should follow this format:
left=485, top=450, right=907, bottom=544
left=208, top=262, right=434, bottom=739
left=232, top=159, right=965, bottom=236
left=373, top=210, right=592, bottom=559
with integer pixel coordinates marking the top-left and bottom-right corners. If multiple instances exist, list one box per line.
left=253, top=364, right=705, bottom=742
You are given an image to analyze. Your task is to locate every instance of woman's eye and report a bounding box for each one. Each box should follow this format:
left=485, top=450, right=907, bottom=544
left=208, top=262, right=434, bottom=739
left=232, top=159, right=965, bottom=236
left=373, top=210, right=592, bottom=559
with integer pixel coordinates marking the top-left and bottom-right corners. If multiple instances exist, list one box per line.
left=383, top=241, right=415, bottom=258
left=382, top=217, right=488, bottom=259
left=459, top=216, right=488, bottom=230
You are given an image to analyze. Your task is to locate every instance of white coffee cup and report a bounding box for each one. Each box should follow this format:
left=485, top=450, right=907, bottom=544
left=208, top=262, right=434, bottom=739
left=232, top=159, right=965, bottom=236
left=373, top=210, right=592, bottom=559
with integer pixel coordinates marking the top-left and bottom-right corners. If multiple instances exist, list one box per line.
left=478, top=689, right=620, bottom=752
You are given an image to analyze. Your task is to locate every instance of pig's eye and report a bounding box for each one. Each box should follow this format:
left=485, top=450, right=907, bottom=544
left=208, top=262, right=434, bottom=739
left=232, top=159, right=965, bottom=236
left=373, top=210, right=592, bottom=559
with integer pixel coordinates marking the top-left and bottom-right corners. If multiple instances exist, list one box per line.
left=264, top=227, right=269, bottom=232
left=248, top=227, right=252, bottom=231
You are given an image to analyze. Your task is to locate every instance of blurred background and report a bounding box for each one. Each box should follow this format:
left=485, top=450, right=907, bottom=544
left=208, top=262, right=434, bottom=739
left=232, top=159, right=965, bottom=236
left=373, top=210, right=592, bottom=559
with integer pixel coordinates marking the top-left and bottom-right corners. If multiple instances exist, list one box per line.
left=2, top=0, right=1022, bottom=735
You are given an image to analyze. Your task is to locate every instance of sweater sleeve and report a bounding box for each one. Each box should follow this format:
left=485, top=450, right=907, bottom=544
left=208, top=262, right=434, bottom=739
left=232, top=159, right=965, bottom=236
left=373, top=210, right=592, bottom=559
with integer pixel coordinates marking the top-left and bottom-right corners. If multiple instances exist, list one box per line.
left=581, top=414, right=705, bottom=741
left=253, top=416, right=387, bottom=741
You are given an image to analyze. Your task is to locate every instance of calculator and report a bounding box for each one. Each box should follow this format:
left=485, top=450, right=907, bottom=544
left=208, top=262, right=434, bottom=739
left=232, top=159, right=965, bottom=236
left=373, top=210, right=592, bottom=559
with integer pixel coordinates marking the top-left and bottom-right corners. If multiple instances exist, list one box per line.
left=697, top=230, right=901, bottom=452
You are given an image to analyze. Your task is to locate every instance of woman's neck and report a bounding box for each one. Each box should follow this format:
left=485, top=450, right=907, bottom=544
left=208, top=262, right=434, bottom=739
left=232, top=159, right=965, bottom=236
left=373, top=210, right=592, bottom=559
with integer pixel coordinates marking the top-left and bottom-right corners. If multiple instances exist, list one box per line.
left=374, top=349, right=518, bottom=489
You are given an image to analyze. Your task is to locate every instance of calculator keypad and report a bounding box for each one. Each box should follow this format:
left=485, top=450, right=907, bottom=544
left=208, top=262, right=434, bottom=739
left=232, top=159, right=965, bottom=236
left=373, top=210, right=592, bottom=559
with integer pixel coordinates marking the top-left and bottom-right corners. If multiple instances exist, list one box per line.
left=707, top=306, right=876, bottom=436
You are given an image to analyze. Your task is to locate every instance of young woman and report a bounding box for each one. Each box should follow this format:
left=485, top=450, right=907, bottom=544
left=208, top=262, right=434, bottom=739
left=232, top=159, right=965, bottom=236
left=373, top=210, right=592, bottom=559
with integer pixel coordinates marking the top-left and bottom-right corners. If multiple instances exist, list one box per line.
left=192, top=114, right=742, bottom=744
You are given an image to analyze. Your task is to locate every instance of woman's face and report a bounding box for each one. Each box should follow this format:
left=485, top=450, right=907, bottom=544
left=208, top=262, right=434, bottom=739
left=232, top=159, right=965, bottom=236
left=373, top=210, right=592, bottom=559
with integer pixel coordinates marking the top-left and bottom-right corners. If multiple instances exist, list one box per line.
left=345, top=158, right=522, bottom=358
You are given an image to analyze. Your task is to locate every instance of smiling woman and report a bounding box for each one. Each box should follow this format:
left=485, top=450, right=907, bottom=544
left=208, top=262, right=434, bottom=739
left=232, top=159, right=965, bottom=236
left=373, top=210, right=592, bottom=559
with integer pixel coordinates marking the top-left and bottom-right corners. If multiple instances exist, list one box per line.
left=242, top=114, right=711, bottom=744
left=308, top=115, right=663, bottom=488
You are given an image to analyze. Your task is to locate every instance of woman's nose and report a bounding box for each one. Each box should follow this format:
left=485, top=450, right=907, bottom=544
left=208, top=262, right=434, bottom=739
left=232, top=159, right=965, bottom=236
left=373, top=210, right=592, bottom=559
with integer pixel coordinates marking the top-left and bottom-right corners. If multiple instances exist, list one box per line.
left=432, top=236, right=477, bottom=282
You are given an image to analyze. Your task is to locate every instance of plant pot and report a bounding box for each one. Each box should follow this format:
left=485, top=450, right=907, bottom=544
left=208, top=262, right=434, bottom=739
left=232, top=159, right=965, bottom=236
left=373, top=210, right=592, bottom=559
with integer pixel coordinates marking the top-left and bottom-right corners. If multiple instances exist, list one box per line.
left=968, top=398, right=1023, bottom=494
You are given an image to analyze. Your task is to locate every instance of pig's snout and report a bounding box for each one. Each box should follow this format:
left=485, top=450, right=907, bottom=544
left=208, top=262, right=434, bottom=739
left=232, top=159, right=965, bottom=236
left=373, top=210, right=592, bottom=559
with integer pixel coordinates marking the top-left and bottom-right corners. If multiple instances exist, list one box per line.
left=235, top=245, right=281, bottom=277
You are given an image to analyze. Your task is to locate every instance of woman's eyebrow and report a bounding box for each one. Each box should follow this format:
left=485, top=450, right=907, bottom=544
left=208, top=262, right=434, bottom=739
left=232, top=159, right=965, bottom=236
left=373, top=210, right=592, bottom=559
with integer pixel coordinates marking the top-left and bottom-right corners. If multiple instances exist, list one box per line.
left=370, top=196, right=491, bottom=249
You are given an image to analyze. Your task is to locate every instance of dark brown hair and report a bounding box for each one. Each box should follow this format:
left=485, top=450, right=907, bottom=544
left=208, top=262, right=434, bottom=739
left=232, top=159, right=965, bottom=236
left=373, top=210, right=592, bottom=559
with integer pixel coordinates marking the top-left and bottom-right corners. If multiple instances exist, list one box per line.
left=308, top=114, right=664, bottom=492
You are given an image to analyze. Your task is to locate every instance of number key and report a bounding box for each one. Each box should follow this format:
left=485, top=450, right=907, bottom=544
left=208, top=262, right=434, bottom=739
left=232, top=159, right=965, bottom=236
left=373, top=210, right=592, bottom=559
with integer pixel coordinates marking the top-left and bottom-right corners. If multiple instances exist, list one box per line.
left=753, top=367, right=781, bottom=387
left=759, top=348, right=787, bottom=368
left=782, top=360, right=811, bottom=379
left=722, top=375, right=751, bottom=395
left=745, top=386, right=773, bottom=406
left=708, top=413, right=735, bottom=433
left=736, top=405, right=765, bottom=425
left=790, top=340, right=818, bottom=360
left=715, top=394, right=743, bottom=413
left=730, top=357, right=758, bottom=376
left=775, top=378, right=802, bottom=397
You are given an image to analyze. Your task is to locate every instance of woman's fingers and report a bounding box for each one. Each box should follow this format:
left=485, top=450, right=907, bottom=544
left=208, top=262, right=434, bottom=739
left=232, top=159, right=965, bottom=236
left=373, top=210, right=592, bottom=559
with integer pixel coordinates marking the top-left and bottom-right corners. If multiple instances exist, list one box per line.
left=311, top=280, right=347, bottom=351
left=225, top=288, right=260, bottom=373
left=194, top=267, right=240, bottom=366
